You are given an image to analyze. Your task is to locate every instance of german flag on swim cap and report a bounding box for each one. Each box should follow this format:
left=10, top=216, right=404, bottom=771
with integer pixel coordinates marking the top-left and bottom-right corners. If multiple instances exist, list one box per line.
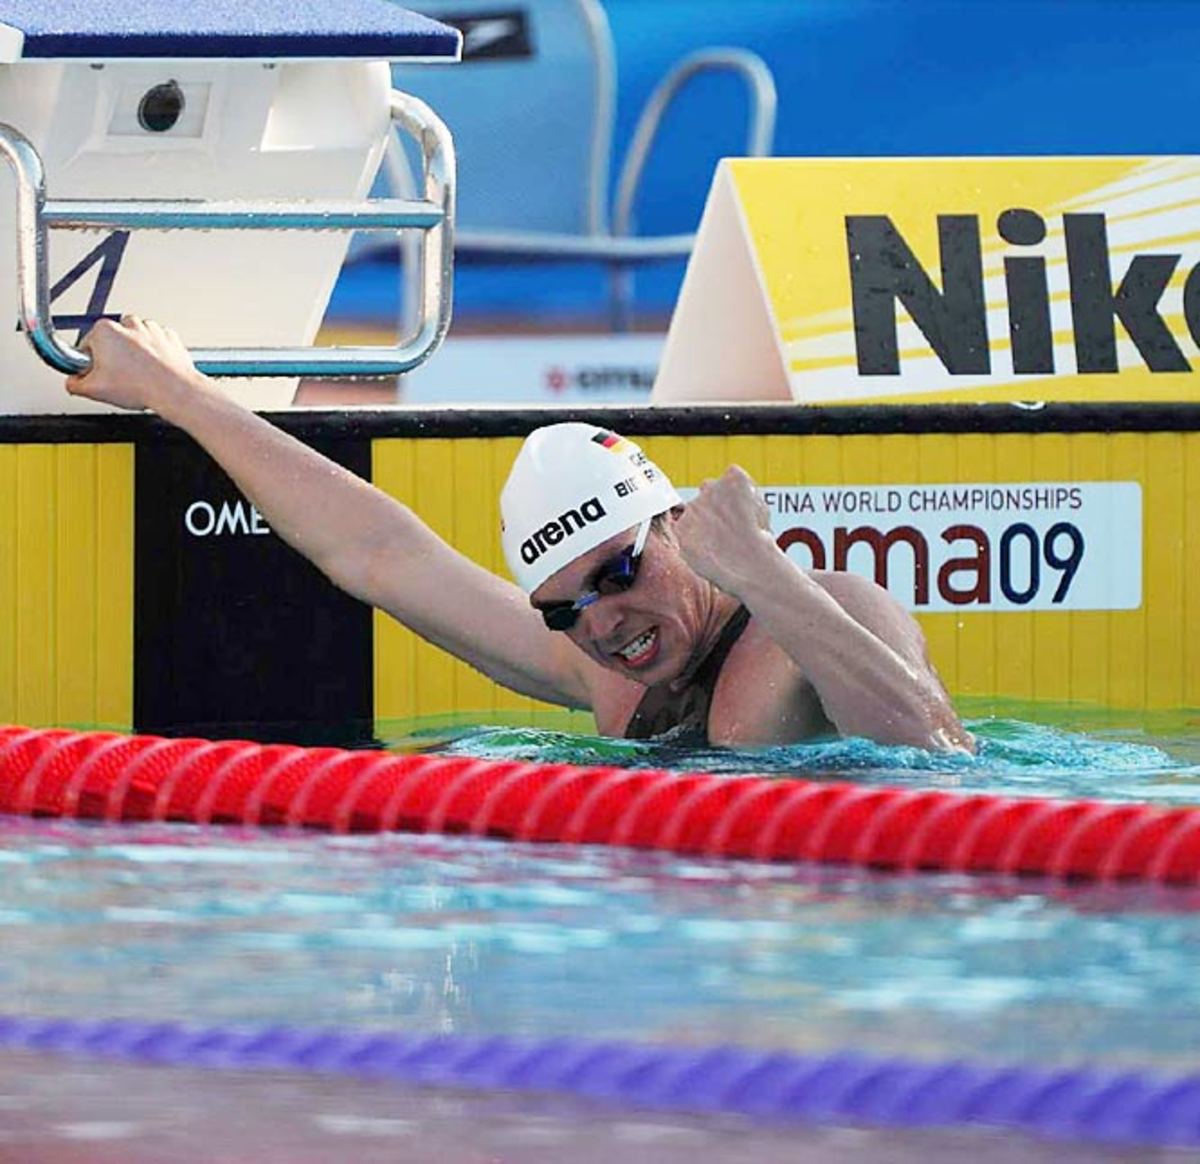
left=500, top=423, right=680, bottom=594
left=591, top=430, right=634, bottom=455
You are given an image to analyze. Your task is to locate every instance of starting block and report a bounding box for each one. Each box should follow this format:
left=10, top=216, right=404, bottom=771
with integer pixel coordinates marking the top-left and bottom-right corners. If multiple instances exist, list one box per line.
left=0, top=0, right=459, bottom=414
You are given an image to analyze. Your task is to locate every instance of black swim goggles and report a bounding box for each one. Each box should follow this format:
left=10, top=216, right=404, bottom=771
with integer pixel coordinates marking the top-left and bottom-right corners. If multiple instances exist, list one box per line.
left=535, top=517, right=653, bottom=632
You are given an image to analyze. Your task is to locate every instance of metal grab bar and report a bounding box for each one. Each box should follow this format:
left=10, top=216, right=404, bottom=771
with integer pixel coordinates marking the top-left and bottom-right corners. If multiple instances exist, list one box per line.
left=0, top=88, right=455, bottom=379
left=612, top=48, right=777, bottom=241
left=608, top=48, right=776, bottom=331
left=42, top=201, right=446, bottom=231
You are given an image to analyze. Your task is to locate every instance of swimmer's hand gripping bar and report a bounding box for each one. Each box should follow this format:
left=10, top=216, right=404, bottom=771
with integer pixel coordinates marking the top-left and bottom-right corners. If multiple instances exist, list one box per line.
left=0, top=90, right=454, bottom=378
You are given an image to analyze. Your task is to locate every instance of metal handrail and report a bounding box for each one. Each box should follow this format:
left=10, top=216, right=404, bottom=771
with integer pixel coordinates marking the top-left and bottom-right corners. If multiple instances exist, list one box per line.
left=608, top=48, right=776, bottom=331
left=0, top=88, right=455, bottom=378
left=42, top=200, right=445, bottom=231
left=348, top=36, right=778, bottom=336
left=611, top=48, right=777, bottom=242
left=453, top=229, right=694, bottom=261
left=578, top=0, right=617, bottom=237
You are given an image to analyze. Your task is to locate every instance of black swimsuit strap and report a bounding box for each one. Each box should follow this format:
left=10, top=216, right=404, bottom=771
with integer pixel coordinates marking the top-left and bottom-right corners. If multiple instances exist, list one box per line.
left=623, top=605, right=752, bottom=743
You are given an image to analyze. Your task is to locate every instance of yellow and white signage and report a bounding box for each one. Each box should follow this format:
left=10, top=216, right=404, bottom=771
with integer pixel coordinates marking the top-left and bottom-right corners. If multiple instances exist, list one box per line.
left=764, top=480, right=1141, bottom=613
left=655, top=156, right=1200, bottom=404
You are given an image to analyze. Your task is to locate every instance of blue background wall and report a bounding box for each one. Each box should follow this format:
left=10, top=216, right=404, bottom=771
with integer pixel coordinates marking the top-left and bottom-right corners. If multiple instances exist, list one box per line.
left=329, top=0, right=1200, bottom=327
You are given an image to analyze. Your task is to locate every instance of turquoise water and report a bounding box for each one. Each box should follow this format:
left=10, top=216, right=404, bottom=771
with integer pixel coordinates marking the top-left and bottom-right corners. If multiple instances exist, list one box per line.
left=413, top=714, right=1200, bottom=804
left=2, top=715, right=1200, bottom=1074
left=2, top=715, right=1200, bottom=1160
left=3, top=820, right=1200, bottom=1070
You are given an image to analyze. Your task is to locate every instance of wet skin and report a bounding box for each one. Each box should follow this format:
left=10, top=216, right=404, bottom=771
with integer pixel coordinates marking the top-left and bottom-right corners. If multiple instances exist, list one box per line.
left=65, top=318, right=970, bottom=752
left=531, top=518, right=834, bottom=746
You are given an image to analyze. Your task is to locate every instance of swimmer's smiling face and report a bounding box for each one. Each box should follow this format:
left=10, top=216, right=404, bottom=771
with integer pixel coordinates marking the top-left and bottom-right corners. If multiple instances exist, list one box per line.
left=531, top=516, right=706, bottom=685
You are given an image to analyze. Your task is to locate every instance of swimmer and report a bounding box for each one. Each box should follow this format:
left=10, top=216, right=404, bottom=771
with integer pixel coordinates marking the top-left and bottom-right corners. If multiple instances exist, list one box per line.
left=68, top=316, right=973, bottom=753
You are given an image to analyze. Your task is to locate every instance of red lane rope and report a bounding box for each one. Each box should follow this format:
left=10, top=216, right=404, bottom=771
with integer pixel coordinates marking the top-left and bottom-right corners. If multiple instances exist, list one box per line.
left=1, top=725, right=1198, bottom=883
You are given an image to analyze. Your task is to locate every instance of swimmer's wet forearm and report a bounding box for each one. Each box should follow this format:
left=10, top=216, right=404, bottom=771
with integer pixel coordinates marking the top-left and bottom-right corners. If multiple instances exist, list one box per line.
left=70, top=320, right=416, bottom=605
left=735, top=549, right=973, bottom=753
left=165, top=383, right=406, bottom=592
left=670, top=470, right=968, bottom=749
left=143, top=363, right=591, bottom=708
left=141, top=364, right=218, bottom=417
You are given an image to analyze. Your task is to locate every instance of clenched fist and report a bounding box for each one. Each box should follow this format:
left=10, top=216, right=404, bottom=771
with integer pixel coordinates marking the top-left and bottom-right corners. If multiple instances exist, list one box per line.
left=673, top=465, right=777, bottom=598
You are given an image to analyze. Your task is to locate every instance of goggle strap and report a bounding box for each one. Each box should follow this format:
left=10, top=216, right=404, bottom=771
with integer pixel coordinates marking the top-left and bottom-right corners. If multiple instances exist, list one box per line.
left=632, top=515, right=652, bottom=558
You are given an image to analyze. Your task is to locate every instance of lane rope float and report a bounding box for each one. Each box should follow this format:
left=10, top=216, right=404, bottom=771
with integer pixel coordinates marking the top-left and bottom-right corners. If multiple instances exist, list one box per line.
left=1, top=725, right=1198, bottom=882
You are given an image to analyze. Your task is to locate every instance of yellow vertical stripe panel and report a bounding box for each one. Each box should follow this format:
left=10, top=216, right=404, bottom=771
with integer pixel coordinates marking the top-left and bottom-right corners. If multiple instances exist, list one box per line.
left=1030, top=434, right=1072, bottom=703
left=845, top=435, right=885, bottom=487
left=915, top=434, right=960, bottom=697
left=451, top=438, right=503, bottom=716
left=487, top=436, right=524, bottom=575
left=951, top=434, right=997, bottom=706
left=369, top=426, right=1195, bottom=724
left=725, top=434, right=768, bottom=495
left=15, top=446, right=54, bottom=725
left=1, top=444, right=133, bottom=731
left=1109, top=435, right=1147, bottom=709
left=881, top=434, right=920, bottom=479
left=55, top=447, right=98, bottom=724
left=638, top=433, right=687, bottom=491
left=801, top=436, right=843, bottom=498
left=373, top=435, right=563, bottom=727
left=1066, top=434, right=1111, bottom=709
left=683, top=435, right=732, bottom=488
left=486, top=435, right=548, bottom=718
left=410, top=439, right=457, bottom=719
left=762, top=427, right=801, bottom=488
left=94, top=445, right=133, bottom=730
left=1144, top=433, right=1185, bottom=709
left=0, top=449, right=15, bottom=722
left=1186, top=434, right=1200, bottom=708
left=371, top=437, right=416, bottom=724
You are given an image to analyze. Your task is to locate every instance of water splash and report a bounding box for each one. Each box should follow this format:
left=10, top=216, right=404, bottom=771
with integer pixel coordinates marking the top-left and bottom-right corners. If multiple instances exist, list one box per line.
left=409, top=717, right=1200, bottom=805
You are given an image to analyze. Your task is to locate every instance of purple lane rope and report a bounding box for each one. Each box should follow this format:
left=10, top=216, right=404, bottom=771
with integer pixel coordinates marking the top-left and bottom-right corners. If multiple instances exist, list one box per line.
left=0, top=1015, right=1197, bottom=1147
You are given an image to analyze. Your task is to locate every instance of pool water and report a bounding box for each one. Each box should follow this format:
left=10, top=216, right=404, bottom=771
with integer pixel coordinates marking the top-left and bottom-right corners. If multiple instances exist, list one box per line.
left=2, top=713, right=1199, bottom=1159
left=0, top=1050, right=1173, bottom=1164
left=413, top=711, right=1200, bottom=803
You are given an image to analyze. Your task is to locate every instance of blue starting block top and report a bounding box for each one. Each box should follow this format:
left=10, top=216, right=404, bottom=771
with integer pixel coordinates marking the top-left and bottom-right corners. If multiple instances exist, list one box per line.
left=0, top=0, right=461, bottom=61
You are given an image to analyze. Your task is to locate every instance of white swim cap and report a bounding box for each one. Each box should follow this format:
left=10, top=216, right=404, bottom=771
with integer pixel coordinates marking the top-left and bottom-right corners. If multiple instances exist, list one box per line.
left=501, top=423, right=681, bottom=593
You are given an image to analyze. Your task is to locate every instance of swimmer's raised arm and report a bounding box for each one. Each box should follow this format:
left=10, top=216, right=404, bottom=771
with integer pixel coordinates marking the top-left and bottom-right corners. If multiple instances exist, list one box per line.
left=675, top=466, right=973, bottom=752
left=67, top=317, right=590, bottom=709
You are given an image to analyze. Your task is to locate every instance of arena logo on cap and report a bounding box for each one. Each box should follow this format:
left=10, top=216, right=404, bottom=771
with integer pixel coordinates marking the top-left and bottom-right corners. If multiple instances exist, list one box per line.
left=519, top=496, right=607, bottom=565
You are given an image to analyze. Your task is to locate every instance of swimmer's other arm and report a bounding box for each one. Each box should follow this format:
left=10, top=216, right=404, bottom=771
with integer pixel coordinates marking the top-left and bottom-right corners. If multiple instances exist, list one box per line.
left=65, top=318, right=590, bottom=710
left=677, top=467, right=974, bottom=753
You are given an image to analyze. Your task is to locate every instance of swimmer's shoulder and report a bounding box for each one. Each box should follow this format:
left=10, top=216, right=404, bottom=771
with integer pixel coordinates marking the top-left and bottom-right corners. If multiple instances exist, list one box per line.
left=807, top=569, right=929, bottom=666
left=577, top=656, right=646, bottom=735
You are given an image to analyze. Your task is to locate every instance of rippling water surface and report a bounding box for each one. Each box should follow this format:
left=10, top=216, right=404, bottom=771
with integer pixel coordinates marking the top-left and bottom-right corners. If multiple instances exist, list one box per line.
left=416, top=711, right=1200, bottom=804
left=1, top=712, right=1199, bottom=1065
left=2, top=713, right=1199, bottom=1159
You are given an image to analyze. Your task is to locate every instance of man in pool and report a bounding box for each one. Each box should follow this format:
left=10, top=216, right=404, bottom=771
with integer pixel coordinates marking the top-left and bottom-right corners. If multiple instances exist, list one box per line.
left=67, top=316, right=973, bottom=753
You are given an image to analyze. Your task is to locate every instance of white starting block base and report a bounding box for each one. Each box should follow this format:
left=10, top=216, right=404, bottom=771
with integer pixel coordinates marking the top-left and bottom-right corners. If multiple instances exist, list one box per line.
left=0, top=1, right=460, bottom=415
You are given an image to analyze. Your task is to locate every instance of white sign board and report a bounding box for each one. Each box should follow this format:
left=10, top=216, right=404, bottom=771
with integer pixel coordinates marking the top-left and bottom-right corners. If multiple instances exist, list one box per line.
left=402, top=333, right=662, bottom=404
left=764, top=481, right=1141, bottom=612
left=682, top=480, right=1142, bottom=613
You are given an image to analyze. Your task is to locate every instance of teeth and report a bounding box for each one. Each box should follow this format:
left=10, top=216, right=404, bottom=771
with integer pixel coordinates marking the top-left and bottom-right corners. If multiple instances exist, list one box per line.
left=617, top=629, right=655, bottom=660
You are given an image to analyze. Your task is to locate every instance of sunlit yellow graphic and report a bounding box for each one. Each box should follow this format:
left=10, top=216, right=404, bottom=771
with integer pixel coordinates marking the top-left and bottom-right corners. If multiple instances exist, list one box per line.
left=729, top=156, right=1200, bottom=403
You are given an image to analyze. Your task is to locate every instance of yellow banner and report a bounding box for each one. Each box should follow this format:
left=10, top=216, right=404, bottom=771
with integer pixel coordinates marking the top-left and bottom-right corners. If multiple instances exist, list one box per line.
left=660, top=156, right=1200, bottom=405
